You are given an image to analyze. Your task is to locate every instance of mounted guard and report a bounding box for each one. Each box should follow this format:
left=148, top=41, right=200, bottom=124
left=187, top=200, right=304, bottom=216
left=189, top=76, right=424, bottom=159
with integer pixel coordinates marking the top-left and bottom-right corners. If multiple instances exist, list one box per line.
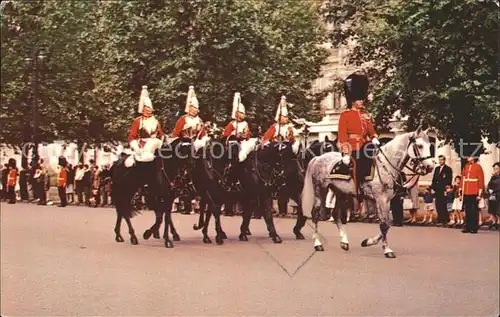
left=262, top=96, right=296, bottom=144
left=172, top=85, right=209, bottom=151
left=125, top=86, right=165, bottom=168
left=337, top=72, right=380, bottom=191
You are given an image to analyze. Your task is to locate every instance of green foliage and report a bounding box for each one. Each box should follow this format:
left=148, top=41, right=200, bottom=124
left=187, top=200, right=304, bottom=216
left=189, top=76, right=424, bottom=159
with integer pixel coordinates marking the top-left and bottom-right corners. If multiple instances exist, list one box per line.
left=323, top=0, right=499, bottom=155
left=1, top=0, right=329, bottom=146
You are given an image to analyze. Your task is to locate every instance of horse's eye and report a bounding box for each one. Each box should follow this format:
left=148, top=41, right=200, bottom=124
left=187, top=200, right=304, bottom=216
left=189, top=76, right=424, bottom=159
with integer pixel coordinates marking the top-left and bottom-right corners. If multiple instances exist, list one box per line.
left=418, top=144, right=424, bottom=149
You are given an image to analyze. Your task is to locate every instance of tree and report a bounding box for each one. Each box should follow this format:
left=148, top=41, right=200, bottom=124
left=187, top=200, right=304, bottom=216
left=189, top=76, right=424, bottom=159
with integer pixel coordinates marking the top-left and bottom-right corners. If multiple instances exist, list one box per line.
left=323, top=0, right=499, bottom=156
left=1, top=0, right=329, bottom=149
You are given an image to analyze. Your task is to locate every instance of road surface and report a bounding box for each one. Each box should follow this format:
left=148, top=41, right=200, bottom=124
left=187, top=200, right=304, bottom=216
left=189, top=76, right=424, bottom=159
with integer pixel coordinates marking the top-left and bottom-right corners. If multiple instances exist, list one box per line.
left=1, top=203, right=498, bottom=316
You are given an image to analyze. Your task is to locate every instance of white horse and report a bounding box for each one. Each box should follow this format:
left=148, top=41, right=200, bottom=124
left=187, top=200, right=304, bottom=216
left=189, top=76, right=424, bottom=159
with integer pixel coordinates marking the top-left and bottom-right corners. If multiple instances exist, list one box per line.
left=301, top=127, right=435, bottom=258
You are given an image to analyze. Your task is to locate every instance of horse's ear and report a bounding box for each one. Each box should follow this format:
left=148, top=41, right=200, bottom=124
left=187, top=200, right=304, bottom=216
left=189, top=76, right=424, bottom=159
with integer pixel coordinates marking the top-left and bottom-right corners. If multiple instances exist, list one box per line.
left=423, top=127, right=431, bottom=134
left=324, top=135, right=329, bottom=142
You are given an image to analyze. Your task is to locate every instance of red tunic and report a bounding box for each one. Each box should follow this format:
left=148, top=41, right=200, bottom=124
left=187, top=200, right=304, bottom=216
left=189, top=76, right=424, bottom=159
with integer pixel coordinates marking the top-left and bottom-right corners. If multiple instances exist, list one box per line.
left=128, top=116, right=164, bottom=144
left=7, top=168, right=18, bottom=187
left=262, top=123, right=295, bottom=143
left=222, top=120, right=251, bottom=139
left=460, top=163, right=484, bottom=196
left=57, top=168, right=67, bottom=187
left=337, top=109, right=377, bottom=154
left=172, top=115, right=206, bottom=139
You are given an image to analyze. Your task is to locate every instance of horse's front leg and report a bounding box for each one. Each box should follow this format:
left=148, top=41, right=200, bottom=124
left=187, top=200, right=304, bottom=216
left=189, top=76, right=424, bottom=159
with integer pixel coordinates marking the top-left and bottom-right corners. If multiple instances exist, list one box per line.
left=213, top=204, right=225, bottom=245
left=239, top=199, right=252, bottom=241
left=143, top=207, right=163, bottom=240
left=202, top=202, right=213, bottom=244
left=124, top=216, right=138, bottom=245
left=161, top=198, right=174, bottom=248
left=262, top=194, right=282, bottom=243
left=114, top=212, right=124, bottom=243
left=169, top=214, right=180, bottom=242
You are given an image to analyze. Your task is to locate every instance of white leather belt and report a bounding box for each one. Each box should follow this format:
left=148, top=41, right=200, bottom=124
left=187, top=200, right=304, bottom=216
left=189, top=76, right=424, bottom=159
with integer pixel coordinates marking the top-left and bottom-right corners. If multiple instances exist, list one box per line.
left=464, top=178, right=478, bottom=181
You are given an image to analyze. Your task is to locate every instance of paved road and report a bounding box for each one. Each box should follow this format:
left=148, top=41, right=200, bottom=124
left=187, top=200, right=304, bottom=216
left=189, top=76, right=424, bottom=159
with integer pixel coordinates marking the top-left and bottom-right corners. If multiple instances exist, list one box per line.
left=1, top=203, right=498, bottom=316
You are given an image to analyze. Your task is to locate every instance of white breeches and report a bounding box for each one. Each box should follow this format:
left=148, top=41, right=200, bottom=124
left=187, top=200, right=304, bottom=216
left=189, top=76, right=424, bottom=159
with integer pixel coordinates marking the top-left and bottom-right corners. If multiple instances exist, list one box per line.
left=125, top=138, right=162, bottom=167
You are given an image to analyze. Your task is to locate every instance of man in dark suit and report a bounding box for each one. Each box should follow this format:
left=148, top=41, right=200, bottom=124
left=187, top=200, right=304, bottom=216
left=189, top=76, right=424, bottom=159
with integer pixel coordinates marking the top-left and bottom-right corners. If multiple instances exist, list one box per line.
left=431, top=155, right=453, bottom=225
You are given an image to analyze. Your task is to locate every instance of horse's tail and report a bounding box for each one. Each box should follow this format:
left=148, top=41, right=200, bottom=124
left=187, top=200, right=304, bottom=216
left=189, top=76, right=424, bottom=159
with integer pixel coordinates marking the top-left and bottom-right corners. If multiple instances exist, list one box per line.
left=301, top=156, right=317, bottom=218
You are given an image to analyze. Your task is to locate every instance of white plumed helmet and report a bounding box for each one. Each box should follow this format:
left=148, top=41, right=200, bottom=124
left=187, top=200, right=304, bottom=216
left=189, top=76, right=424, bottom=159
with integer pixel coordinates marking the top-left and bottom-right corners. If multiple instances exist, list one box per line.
left=138, top=85, right=153, bottom=113
left=185, top=85, right=199, bottom=113
left=274, top=95, right=288, bottom=122
left=231, top=92, right=245, bottom=119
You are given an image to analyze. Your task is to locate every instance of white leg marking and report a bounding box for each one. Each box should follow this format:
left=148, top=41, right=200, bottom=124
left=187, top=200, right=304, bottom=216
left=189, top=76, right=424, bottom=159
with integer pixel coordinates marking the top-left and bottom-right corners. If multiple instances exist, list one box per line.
left=339, top=226, right=349, bottom=244
left=313, top=233, right=322, bottom=247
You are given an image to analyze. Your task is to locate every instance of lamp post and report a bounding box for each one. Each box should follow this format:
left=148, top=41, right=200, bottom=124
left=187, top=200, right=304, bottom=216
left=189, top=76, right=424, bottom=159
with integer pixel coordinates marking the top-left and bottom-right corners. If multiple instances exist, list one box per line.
left=25, top=48, right=46, bottom=165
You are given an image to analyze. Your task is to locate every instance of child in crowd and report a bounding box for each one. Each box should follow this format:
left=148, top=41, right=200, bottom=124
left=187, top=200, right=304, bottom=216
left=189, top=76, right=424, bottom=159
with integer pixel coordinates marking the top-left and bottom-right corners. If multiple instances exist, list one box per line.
left=421, top=187, right=435, bottom=225
left=445, top=185, right=455, bottom=226
left=452, top=176, right=464, bottom=226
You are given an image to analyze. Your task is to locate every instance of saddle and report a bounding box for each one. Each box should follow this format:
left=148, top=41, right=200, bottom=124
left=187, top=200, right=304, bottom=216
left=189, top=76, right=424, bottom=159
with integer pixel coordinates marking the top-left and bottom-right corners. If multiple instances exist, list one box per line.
left=328, top=143, right=377, bottom=184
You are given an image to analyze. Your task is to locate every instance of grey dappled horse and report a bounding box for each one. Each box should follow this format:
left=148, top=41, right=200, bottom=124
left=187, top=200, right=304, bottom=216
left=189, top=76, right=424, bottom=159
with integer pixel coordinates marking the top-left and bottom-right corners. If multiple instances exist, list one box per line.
left=301, top=127, right=435, bottom=258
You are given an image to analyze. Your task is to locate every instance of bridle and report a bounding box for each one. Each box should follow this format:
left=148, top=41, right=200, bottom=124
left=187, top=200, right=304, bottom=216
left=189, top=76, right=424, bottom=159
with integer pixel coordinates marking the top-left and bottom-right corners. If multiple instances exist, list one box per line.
left=375, top=134, right=433, bottom=189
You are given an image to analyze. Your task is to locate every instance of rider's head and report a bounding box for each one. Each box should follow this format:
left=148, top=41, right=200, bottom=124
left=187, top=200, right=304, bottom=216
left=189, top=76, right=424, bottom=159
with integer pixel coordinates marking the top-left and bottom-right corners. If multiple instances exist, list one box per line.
left=236, top=110, right=246, bottom=121
left=279, top=114, right=289, bottom=124
left=142, top=105, right=153, bottom=118
left=351, top=99, right=365, bottom=110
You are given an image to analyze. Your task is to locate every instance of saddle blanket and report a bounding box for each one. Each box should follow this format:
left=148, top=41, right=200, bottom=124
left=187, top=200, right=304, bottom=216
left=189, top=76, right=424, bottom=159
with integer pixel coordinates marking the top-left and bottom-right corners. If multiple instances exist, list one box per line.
left=327, top=161, right=353, bottom=180
left=327, top=160, right=375, bottom=181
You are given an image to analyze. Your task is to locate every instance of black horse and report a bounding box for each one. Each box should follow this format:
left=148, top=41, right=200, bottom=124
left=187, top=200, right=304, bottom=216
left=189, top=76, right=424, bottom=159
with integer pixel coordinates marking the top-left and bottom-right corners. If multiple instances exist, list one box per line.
left=111, top=151, right=180, bottom=247
left=187, top=137, right=236, bottom=244
left=236, top=140, right=303, bottom=243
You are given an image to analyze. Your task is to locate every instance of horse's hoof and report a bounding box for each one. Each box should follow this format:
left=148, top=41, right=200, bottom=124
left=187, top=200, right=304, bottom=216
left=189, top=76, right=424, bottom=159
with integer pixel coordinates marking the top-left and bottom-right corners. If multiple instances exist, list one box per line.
left=239, top=234, right=248, bottom=242
left=221, top=231, right=228, bottom=240
left=130, top=236, right=139, bottom=245
left=216, top=235, right=224, bottom=245
left=272, top=235, right=283, bottom=244
left=143, top=229, right=152, bottom=240
left=115, top=235, right=125, bottom=243
left=173, top=233, right=181, bottom=241
left=295, top=232, right=305, bottom=240
left=340, top=242, right=349, bottom=251
left=314, top=245, right=324, bottom=252
left=165, top=240, right=174, bottom=248
left=153, top=230, right=160, bottom=239
left=203, top=236, right=212, bottom=244
left=385, top=252, right=396, bottom=259
left=361, top=239, right=369, bottom=247
left=245, top=229, right=252, bottom=236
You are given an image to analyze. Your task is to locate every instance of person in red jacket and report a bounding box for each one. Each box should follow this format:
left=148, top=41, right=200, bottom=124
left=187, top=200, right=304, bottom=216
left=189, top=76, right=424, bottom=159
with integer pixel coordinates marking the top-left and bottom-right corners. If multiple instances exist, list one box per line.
left=172, top=86, right=206, bottom=140
left=125, top=86, right=165, bottom=167
left=57, top=156, right=68, bottom=207
left=7, top=158, right=18, bottom=204
left=460, top=156, right=485, bottom=233
left=337, top=72, right=380, bottom=187
left=222, top=92, right=251, bottom=141
left=262, top=96, right=295, bottom=143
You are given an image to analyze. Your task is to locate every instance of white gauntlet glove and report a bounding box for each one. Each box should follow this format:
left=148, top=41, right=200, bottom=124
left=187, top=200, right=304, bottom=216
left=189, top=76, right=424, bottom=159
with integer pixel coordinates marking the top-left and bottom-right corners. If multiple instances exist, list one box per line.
left=342, top=155, right=351, bottom=165
left=130, top=140, right=140, bottom=153
left=372, top=137, right=380, bottom=146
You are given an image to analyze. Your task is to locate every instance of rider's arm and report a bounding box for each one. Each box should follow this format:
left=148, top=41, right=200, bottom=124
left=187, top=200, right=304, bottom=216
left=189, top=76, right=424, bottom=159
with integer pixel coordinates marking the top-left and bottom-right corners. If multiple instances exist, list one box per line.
left=367, top=117, right=378, bottom=139
left=222, top=122, right=234, bottom=138
left=172, top=116, right=185, bottom=138
left=156, top=119, right=165, bottom=138
left=337, top=112, right=350, bottom=155
left=288, top=126, right=295, bottom=142
left=128, top=118, right=140, bottom=143
left=244, top=125, right=251, bottom=139
left=261, top=125, right=275, bottom=143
